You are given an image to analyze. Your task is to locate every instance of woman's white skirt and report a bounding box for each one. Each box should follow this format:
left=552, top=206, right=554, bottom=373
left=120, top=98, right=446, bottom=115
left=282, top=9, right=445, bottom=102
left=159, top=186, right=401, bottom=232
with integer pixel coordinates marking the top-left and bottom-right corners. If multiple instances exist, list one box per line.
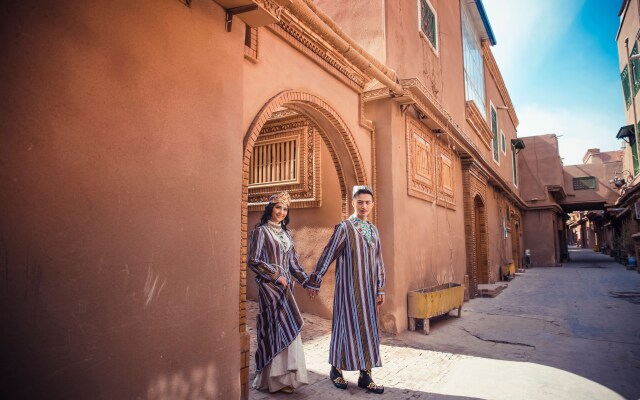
left=253, top=334, right=308, bottom=392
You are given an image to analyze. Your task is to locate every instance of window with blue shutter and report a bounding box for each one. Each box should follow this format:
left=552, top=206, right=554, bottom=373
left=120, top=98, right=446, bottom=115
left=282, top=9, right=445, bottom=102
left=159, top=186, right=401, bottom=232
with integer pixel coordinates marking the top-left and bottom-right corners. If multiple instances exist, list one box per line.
left=632, top=42, right=640, bottom=95
left=622, top=64, right=632, bottom=109
left=633, top=123, right=640, bottom=176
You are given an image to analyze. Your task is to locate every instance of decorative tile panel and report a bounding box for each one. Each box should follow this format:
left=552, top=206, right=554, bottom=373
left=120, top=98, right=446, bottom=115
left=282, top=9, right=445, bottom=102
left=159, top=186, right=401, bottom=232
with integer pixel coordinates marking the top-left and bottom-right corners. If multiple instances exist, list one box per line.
left=436, top=144, right=455, bottom=209
left=407, top=117, right=435, bottom=202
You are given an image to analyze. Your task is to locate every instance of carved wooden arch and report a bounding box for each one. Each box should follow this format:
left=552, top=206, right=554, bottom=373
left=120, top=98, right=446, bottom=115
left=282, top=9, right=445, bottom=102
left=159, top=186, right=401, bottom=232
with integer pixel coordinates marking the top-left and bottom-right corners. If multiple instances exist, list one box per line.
left=238, top=90, right=368, bottom=399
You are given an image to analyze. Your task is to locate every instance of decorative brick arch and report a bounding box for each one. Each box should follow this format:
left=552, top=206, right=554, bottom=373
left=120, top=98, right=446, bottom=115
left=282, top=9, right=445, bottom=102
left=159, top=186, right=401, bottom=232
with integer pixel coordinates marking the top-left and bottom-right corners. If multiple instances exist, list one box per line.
left=462, top=160, right=489, bottom=299
left=238, top=91, right=368, bottom=399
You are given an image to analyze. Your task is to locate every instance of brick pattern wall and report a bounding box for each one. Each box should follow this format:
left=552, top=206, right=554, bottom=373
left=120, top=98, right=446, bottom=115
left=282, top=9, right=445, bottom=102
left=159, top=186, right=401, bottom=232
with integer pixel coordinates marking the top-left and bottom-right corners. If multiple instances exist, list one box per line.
left=462, top=160, right=489, bottom=298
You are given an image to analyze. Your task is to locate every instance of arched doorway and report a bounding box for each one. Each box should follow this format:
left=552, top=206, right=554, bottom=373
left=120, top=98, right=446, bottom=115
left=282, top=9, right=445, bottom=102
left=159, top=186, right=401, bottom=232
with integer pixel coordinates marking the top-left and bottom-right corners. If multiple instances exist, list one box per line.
left=474, top=195, right=489, bottom=290
left=511, top=217, right=521, bottom=269
left=238, top=91, right=368, bottom=399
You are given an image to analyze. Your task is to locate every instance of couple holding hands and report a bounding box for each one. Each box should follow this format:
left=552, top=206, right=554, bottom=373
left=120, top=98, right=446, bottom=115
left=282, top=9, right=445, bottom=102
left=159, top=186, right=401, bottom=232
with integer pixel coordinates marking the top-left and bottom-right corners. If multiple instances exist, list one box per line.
left=248, top=186, right=386, bottom=395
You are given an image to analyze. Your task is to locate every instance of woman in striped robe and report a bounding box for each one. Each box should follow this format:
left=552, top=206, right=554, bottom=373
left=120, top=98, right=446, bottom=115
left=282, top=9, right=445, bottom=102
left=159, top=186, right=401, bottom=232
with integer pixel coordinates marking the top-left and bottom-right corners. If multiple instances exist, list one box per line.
left=305, top=186, right=386, bottom=394
left=248, top=191, right=309, bottom=394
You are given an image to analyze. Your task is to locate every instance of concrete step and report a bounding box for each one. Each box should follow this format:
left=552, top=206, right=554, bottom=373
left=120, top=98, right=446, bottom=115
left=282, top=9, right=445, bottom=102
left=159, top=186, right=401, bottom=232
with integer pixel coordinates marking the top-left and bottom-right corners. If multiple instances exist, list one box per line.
left=478, top=283, right=508, bottom=298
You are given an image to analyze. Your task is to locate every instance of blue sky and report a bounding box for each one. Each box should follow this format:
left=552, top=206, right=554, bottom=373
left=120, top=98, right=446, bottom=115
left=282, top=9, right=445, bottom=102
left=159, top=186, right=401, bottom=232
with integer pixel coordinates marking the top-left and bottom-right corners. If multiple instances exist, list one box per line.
left=482, top=0, right=625, bottom=165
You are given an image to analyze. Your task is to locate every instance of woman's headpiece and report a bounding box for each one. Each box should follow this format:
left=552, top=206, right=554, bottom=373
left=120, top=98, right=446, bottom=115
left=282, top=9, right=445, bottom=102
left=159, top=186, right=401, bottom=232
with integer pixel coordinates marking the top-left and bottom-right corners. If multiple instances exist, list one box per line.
left=268, top=191, right=291, bottom=206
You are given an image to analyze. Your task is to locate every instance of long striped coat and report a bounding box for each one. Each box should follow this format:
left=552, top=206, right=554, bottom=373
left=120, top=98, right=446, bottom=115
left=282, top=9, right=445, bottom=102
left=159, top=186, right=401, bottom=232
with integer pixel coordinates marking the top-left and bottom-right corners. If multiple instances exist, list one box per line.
left=248, top=225, right=309, bottom=372
left=306, top=218, right=386, bottom=371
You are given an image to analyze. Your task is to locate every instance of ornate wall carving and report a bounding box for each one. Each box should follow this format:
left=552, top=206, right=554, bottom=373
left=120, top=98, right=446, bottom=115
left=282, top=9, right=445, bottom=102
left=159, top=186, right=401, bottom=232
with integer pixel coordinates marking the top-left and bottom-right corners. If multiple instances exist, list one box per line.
left=436, top=143, right=455, bottom=209
left=406, top=117, right=436, bottom=202
left=248, top=116, right=321, bottom=211
left=406, top=117, right=456, bottom=209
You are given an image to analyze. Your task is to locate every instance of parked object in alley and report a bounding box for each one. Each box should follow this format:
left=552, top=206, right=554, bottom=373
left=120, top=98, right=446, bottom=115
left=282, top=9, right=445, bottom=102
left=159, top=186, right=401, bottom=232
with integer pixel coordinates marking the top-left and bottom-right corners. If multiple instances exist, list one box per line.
left=408, top=283, right=464, bottom=334
left=501, top=262, right=516, bottom=280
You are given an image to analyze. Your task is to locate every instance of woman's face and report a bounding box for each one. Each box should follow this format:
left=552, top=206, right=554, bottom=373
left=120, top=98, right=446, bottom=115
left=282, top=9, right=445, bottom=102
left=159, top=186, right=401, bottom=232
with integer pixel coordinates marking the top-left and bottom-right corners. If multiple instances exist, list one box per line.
left=271, top=203, right=289, bottom=223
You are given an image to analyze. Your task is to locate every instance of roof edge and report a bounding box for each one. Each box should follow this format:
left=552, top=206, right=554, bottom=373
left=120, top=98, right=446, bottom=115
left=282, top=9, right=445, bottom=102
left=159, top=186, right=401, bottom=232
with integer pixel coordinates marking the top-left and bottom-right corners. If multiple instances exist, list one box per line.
left=475, top=0, right=497, bottom=46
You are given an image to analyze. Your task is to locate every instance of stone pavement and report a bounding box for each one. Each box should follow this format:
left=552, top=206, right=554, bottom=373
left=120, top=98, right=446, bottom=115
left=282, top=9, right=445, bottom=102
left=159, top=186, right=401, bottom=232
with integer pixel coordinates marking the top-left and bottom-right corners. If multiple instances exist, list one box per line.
left=247, top=248, right=640, bottom=399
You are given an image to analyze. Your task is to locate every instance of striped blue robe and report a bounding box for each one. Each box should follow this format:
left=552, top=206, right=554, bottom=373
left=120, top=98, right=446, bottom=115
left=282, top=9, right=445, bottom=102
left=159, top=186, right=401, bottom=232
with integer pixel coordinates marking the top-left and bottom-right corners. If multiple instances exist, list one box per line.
left=306, top=218, right=386, bottom=371
left=248, top=225, right=309, bottom=372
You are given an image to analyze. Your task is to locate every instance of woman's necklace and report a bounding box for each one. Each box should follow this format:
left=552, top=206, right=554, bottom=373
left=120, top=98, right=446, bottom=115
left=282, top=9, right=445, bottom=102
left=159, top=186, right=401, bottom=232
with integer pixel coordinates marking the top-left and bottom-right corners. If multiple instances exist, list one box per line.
left=267, top=220, right=290, bottom=251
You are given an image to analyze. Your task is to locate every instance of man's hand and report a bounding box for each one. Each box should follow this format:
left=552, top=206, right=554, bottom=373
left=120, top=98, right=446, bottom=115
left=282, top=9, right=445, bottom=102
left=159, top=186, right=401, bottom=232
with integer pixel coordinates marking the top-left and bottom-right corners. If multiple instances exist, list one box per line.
left=306, top=288, right=319, bottom=298
left=276, top=276, right=288, bottom=287
left=376, top=293, right=385, bottom=305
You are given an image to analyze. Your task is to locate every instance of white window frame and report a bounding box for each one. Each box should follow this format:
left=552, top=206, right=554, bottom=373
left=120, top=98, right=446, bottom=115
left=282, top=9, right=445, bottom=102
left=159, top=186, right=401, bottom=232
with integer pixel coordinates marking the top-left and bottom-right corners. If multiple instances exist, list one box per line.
left=418, top=0, right=439, bottom=55
left=461, top=0, right=486, bottom=117
left=490, top=101, right=500, bottom=165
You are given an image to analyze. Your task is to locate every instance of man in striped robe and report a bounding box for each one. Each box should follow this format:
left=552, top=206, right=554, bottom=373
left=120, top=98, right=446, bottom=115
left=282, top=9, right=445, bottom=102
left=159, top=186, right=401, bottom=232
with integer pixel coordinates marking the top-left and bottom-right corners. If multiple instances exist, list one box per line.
left=305, top=185, right=386, bottom=394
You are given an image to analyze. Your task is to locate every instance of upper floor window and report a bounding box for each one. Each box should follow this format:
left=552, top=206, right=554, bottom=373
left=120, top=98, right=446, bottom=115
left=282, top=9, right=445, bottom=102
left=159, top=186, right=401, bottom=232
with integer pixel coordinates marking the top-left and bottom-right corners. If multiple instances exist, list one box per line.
left=622, top=64, right=632, bottom=110
left=419, top=0, right=438, bottom=53
left=572, top=176, right=597, bottom=190
left=501, top=131, right=507, bottom=154
left=490, top=103, right=499, bottom=163
left=461, top=1, right=485, bottom=117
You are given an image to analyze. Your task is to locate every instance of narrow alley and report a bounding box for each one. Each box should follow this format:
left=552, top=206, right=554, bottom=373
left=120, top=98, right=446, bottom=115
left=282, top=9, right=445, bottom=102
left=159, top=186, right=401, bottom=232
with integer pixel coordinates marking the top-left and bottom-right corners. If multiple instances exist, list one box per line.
left=248, top=248, right=640, bottom=400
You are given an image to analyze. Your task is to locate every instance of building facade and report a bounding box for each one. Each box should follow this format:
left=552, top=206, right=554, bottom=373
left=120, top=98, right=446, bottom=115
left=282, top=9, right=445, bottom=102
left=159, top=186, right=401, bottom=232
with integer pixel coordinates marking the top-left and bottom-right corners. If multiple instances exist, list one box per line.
left=1, top=0, right=525, bottom=398
left=518, top=137, right=621, bottom=267
left=615, top=0, right=640, bottom=265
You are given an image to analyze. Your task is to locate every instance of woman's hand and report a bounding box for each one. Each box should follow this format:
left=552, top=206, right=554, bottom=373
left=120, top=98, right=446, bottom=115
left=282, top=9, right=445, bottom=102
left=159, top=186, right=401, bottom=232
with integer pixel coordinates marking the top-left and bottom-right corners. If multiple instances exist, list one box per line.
left=276, top=276, right=288, bottom=287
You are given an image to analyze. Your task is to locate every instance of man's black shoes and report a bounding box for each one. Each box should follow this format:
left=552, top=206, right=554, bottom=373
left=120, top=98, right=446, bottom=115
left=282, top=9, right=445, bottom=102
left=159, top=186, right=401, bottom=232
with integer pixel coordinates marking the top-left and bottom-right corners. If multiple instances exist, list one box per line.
left=330, top=366, right=347, bottom=390
left=358, top=369, right=384, bottom=394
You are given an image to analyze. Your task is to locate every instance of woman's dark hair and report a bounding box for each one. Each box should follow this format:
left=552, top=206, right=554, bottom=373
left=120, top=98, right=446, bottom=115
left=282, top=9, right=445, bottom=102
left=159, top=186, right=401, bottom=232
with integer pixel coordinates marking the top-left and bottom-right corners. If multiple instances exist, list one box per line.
left=352, top=187, right=374, bottom=199
left=255, top=202, right=290, bottom=230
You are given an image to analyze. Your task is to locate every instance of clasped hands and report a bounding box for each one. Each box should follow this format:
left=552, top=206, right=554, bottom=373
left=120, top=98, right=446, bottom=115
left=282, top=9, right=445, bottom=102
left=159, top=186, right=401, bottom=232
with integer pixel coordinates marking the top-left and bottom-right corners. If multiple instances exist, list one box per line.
left=305, top=287, right=385, bottom=305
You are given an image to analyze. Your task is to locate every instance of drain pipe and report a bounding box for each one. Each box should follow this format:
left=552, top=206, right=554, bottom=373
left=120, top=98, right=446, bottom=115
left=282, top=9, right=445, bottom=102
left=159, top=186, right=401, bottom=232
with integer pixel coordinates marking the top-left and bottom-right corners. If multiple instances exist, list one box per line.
left=286, top=0, right=404, bottom=95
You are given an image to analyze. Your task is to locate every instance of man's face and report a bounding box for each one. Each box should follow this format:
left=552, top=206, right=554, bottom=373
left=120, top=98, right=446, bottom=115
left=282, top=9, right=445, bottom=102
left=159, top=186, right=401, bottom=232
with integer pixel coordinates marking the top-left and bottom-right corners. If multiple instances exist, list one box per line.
left=352, top=193, right=374, bottom=220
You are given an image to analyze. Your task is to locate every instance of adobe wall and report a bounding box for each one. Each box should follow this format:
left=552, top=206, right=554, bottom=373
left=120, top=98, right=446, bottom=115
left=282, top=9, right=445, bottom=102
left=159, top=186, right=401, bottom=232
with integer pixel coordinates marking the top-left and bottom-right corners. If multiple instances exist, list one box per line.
left=247, top=138, right=342, bottom=320
left=519, top=135, right=564, bottom=206
left=562, top=162, right=621, bottom=205
left=314, top=0, right=387, bottom=63
left=0, top=1, right=242, bottom=398
left=486, top=188, right=514, bottom=280
left=242, top=26, right=373, bottom=182
left=523, top=210, right=560, bottom=268
left=368, top=101, right=468, bottom=334
left=484, top=62, right=519, bottom=191
left=384, top=0, right=467, bottom=126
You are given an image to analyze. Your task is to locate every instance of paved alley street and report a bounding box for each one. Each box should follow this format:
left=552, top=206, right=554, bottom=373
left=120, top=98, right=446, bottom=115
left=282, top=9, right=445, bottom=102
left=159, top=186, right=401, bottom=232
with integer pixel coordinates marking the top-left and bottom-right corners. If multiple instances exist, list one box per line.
left=248, top=248, right=640, bottom=400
